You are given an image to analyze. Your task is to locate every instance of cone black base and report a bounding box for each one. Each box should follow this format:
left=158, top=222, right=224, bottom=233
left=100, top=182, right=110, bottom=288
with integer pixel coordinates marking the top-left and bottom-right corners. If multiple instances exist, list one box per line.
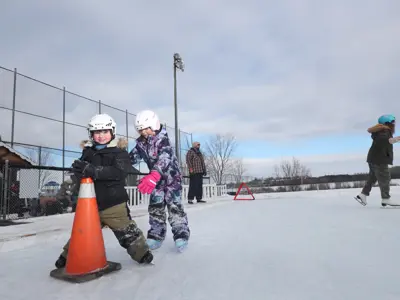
left=49, top=261, right=121, bottom=283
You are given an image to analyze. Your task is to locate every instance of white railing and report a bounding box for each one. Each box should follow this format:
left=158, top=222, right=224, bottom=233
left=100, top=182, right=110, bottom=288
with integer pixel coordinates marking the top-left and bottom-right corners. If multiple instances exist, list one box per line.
left=125, top=184, right=227, bottom=208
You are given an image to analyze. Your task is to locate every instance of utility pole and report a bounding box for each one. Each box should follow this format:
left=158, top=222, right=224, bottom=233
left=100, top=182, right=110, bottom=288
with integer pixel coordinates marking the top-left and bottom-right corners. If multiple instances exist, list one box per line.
left=173, top=53, right=185, bottom=163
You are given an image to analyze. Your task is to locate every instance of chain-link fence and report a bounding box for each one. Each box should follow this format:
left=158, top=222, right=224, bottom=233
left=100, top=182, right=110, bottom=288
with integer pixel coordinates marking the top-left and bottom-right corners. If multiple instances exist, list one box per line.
left=0, top=160, right=210, bottom=220
left=0, top=66, right=193, bottom=171
left=0, top=162, right=68, bottom=220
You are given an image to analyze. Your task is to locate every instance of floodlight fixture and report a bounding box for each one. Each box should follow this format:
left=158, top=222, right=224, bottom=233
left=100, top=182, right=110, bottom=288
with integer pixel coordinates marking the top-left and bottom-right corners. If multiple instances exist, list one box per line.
left=174, top=53, right=185, bottom=72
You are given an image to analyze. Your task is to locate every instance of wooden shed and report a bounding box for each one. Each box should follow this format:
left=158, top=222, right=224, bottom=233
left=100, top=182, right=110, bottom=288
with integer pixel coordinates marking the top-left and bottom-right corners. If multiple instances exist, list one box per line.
left=0, top=142, right=37, bottom=221
left=0, top=142, right=36, bottom=167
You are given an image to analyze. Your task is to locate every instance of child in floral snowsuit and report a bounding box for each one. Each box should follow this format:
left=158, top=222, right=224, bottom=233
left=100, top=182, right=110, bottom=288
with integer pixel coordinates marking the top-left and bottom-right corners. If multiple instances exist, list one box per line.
left=129, top=110, right=190, bottom=251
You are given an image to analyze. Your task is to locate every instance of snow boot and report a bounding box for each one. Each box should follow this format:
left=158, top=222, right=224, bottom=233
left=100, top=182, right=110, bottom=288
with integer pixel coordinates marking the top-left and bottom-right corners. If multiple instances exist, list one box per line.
left=55, top=254, right=66, bottom=269
left=139, top=250, right=154, bottom=264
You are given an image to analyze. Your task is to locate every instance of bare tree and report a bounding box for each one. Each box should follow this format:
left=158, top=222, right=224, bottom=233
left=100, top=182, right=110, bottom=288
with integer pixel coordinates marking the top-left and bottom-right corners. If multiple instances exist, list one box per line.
left=274, top=157, right=311, bottom=192
left=25, top=146, right=54, bottom=190
left=204, top=133, right=237, bottom=185
left=273, top=164, right=281, bottom=179
left=231, top=158, right=246, bottom=184
left=274, top=157, right=311, bottom=180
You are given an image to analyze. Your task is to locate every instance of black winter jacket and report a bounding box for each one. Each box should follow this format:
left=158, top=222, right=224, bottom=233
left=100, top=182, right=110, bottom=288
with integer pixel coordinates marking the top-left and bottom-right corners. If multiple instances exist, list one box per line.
left=366, top=124, right=394, bottom=165
left=75, top=138, right=135, bottom=211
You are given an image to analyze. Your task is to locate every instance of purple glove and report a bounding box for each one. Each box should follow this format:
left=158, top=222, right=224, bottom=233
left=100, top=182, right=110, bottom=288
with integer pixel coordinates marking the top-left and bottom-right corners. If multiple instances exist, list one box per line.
left=138, top=171, right=161, bottom=194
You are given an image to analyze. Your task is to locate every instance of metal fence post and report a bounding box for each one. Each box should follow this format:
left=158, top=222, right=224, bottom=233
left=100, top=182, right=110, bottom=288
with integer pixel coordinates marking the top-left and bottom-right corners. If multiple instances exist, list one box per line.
left=2, top=160, right=9, bottom=220
left=125, top=109, right=129, bottom=149
left=10, top=68, right=17, bottom=148
left=179, top=128, right=182, bottom=169
left=38, top=146, right=42, bottom=191
left=99, top=100, right=102, bottom=113
left=0, top=163, right=3, bottom=220
left=62, top=87, right=66, bottom=183
left=0, top=164, right=2, bottom=220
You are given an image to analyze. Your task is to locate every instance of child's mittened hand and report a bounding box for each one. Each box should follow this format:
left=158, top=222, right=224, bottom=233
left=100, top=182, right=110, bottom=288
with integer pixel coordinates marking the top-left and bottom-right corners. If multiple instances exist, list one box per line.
left=138, top=171, right=161, bottom=194
left=72, top=160, right=96, bottom=178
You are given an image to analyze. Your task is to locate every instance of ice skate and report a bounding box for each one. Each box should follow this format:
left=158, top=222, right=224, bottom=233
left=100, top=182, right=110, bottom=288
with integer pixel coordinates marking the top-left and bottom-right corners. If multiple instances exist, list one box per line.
left=354, top=193, right=367, bottom=206
left=146, top=238, right=163, bottom=250
left=381, top=198, right=400, bottom=207
left=175, top=238, right=188, bottom=252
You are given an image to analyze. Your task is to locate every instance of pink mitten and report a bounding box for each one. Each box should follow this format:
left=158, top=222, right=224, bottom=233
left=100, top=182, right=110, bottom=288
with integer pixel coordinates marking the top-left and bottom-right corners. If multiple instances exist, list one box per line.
left=138, top=171, right=161, bottom=194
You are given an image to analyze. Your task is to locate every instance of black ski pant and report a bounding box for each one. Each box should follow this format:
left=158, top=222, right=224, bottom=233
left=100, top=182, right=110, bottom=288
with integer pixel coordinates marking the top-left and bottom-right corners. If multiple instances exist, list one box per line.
left=188, top=173, right=203, bottom=200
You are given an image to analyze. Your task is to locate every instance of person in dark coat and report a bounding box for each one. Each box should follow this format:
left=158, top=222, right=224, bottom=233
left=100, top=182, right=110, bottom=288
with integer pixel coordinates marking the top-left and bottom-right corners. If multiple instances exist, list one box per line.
left=186, top=141, right=207, bottom=204
left=355, top=114, right=400, bottom=207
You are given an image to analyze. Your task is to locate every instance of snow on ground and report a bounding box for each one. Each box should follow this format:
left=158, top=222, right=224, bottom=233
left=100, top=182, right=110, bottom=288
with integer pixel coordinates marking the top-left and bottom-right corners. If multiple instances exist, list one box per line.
left=1, top=188, right=400, bottom=300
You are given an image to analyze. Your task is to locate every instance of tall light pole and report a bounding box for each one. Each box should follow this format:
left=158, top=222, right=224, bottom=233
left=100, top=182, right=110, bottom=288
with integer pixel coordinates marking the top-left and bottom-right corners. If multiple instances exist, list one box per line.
left=173, top=53, right=185, bottom=164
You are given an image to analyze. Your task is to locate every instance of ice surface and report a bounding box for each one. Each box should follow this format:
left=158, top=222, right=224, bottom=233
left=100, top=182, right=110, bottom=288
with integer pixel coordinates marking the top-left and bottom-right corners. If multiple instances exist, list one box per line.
left=1, top=188, right=400, bottom=300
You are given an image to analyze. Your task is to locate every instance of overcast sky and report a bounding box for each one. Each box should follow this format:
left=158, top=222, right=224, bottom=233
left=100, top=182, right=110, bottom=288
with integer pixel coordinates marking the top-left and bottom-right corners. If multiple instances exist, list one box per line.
left=1, top=0, right=400, bottom=178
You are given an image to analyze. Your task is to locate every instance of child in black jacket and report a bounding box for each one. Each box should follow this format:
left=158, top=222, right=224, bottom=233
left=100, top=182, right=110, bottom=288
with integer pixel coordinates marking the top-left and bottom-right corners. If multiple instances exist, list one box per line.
left=55, top=114, right=153, bottom=268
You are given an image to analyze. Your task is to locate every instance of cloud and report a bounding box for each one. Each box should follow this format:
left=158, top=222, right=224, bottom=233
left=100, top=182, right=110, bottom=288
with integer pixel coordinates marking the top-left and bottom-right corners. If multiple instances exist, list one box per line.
left=1, top=0, right=400, bottom=175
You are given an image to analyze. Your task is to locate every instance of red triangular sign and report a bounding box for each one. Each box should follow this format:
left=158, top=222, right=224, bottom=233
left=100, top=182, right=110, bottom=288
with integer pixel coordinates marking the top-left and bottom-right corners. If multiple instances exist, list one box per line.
left=233, top=182, right=255, bottom=200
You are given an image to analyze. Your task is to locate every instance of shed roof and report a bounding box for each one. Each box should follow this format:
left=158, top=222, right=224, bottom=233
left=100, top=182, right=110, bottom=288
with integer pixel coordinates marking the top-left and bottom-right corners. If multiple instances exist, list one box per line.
left=0, top=142, right=37, bottom=166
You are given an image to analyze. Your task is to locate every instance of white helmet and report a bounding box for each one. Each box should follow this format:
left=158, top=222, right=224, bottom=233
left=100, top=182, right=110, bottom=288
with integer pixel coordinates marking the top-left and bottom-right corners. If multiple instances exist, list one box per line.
left=87, top=113, right=116, bottom=139
left=135, top=110, right=160, bottom=132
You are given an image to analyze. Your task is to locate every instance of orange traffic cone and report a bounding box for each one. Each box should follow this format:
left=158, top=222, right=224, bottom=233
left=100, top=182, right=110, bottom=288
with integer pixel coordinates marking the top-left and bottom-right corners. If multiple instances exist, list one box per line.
left=50, top=177, right=121, bottom=283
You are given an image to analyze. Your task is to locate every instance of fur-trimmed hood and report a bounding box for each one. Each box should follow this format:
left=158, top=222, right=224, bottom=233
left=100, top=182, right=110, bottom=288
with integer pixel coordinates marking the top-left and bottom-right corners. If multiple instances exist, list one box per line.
left=80, top=138, right=129, bottom=150
left=367, top=124, right=392, bottom=134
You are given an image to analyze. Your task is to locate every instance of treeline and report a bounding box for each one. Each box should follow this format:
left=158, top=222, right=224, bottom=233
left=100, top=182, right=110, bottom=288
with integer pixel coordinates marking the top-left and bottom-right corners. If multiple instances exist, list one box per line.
left=229, top=180, right=400, bottom=195
left=238, top=166, right=400, bottom=188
